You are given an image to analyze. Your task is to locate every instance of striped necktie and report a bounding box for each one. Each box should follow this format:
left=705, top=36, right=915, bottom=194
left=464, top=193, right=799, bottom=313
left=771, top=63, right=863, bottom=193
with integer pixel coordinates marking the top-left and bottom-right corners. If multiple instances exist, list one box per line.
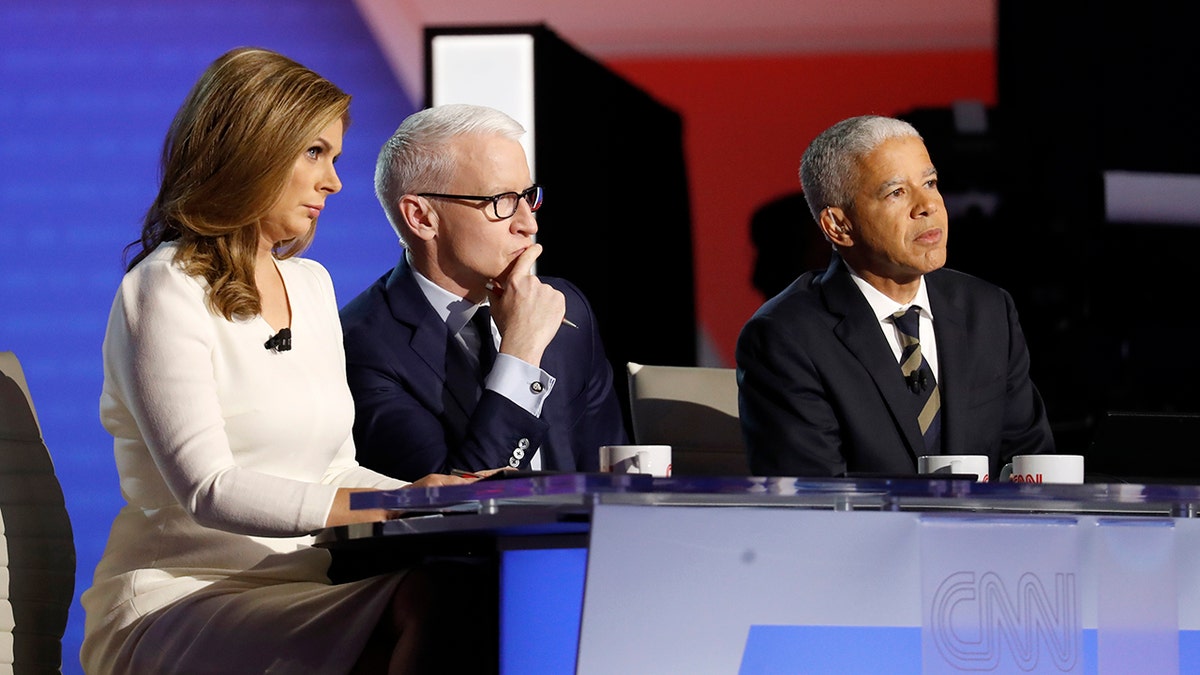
left=892, top=306, right=942, bottom=453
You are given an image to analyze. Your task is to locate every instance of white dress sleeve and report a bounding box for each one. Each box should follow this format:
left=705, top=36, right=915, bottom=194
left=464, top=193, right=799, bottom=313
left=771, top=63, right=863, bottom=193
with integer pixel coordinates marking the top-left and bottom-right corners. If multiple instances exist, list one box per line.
left=102, top=251, right=401, bottom=537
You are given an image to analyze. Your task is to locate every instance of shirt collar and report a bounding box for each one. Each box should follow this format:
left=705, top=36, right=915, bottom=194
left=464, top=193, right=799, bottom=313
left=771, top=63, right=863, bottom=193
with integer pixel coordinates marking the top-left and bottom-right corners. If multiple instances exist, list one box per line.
left=845, top=263, right=934, bottom=323
left=407, top=249, right=487, bottom=335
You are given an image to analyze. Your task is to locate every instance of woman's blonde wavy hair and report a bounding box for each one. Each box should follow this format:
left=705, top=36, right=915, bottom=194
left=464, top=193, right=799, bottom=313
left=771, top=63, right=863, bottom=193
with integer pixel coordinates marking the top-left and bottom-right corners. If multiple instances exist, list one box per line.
left=126, top=47, right=351, bottom=320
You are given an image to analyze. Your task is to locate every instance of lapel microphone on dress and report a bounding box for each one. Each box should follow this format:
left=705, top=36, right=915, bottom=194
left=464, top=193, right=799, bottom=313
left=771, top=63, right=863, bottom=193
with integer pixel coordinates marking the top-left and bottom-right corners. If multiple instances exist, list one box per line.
left=264, top=327, right=292, bottom=352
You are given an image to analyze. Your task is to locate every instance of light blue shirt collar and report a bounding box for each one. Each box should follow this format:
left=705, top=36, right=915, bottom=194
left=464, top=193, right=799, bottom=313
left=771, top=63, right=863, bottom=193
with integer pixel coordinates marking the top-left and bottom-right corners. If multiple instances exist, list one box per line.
left=407, top=250, right=488, bottom=336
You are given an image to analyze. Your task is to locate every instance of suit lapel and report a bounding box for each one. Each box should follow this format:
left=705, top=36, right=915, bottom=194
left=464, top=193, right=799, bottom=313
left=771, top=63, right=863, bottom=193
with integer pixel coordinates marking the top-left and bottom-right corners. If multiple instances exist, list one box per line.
left=384, top=258, right=478, bottom=420
left=821, top=256, right=926, bottom=460
left=927, top=271, right=967, bottom=456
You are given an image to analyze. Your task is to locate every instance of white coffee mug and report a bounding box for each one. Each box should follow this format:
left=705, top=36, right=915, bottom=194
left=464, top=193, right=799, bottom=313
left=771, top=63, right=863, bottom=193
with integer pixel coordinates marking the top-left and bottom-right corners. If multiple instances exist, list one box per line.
left=918, top=454, right=990, bottom=482
left=599, top=445, right=672, bottom=477
left=1002, top=454, right=1085, bottom=484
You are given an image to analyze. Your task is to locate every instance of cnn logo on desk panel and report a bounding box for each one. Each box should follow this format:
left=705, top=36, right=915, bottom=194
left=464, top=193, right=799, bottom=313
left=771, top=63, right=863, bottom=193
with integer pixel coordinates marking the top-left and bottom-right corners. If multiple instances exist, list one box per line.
left=927, top=570, right=1079, bottom=672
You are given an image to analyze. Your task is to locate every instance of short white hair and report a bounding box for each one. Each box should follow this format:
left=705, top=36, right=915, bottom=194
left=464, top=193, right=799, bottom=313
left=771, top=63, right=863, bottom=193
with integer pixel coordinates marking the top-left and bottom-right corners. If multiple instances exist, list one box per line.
left=375, top=104, right=525, bottom=243
left=799, top=115, right=922, bottom=221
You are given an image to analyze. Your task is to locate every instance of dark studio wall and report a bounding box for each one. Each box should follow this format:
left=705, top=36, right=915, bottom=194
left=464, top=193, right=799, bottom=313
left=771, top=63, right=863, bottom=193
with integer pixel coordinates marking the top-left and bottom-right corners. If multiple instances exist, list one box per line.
left=995, top=0, right=1200, bottom=452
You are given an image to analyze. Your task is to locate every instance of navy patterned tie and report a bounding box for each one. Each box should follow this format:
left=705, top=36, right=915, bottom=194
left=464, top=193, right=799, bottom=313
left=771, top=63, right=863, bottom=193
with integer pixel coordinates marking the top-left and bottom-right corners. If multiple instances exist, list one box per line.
left=892, top=306, right=941, bottom=453
left=471, top=305, right=497, bottom=377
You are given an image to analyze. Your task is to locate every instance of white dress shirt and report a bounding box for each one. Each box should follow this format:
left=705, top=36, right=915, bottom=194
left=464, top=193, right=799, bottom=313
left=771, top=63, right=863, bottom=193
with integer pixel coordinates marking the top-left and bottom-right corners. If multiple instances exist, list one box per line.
left=847, top=268, right=940, bottom=381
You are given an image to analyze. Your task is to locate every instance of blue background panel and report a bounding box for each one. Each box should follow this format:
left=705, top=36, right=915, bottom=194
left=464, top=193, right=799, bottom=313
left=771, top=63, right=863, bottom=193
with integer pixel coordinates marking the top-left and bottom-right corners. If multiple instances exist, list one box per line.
left=739, top=626, right=923, bottom=675
left=501, top=548, right=588, bottom=674
left=740, top=627, right=1200, bottom=674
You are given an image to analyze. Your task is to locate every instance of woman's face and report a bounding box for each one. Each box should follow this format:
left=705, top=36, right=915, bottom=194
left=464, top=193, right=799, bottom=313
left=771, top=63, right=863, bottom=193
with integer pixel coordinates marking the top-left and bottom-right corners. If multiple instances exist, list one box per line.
left=260, top=117, right=344, bottom=250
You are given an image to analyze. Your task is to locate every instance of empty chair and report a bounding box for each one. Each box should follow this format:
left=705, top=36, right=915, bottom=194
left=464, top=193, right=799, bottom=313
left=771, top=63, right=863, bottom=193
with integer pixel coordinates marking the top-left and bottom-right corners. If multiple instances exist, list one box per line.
left=0, top=352, right=75, bottom=674
left=626, top=362, right=748, bottom=476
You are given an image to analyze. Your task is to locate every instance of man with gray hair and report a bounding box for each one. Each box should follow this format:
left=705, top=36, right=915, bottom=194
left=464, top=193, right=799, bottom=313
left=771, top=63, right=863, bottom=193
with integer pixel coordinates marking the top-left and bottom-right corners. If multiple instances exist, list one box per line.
left=737, top=114, right=1053, bottom=478
left=341, top=104, right=626, bottom=480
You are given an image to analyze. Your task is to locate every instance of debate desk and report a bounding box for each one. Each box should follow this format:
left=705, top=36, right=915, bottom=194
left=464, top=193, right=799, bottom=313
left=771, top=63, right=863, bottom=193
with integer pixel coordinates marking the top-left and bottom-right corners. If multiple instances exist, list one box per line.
left=325, top=474, right=1200, bottom=674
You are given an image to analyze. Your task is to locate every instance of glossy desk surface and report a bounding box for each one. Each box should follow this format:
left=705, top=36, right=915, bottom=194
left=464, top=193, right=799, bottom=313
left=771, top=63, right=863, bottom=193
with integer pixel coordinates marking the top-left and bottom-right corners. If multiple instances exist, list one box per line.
left=329, top=474, right=1200, bottom=543
left=328, top=474, right=1200, bottom=673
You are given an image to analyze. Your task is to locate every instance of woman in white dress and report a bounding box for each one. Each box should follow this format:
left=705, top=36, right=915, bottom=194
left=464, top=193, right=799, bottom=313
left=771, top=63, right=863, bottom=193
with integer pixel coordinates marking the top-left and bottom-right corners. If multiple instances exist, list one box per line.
left=80, top=47, right=470, bottom=674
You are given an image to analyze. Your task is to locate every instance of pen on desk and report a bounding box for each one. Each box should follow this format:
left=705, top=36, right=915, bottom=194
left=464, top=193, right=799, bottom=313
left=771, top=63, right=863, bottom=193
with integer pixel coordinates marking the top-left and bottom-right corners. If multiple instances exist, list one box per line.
left=451, top=469, right=482, bottom=479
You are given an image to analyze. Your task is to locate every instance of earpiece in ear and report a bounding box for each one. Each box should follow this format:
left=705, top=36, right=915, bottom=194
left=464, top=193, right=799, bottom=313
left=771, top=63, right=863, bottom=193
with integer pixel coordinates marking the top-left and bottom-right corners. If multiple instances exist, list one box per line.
left=826, top=207, right=846, bottom=234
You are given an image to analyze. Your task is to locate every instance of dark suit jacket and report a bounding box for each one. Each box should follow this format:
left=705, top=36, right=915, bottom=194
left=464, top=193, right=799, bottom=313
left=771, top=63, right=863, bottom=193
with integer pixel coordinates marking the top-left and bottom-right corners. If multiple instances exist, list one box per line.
left=340, top=256, right=627, bottom=481
left=736, top=254, right=1054, bottom=478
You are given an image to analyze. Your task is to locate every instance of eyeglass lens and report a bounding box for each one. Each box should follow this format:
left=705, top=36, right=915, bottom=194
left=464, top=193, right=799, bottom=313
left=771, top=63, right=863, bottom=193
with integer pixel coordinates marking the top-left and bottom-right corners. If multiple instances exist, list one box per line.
left=496, top=186, right=543, bottom=218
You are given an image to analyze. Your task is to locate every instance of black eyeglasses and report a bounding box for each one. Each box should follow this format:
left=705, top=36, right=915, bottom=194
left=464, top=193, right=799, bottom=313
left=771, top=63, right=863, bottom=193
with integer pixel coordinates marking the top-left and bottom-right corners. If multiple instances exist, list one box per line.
left=417, top=185, right=544, bottom=220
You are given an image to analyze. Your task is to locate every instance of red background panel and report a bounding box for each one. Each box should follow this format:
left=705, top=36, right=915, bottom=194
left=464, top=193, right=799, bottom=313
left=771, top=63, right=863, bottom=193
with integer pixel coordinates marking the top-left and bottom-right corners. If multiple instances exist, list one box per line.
left=607, top=50, right=997, bottom=363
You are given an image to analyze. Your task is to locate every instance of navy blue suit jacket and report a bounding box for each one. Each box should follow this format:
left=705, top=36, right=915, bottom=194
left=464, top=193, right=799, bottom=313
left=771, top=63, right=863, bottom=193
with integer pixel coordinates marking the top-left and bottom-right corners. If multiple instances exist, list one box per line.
left=340, top=256, right=627, bottom=480
left=736, top=254, right=1054, bottom=478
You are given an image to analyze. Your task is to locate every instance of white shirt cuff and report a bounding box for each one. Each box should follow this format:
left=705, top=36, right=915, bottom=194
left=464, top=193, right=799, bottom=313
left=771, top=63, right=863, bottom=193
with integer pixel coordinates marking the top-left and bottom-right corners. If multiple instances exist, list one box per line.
left=485, top=353, right=555, bottom=417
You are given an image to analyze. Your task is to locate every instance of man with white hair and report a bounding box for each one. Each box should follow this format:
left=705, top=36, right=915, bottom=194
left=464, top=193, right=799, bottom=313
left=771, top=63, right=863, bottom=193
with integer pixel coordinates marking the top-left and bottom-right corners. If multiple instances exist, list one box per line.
left=341, top=104, right=626, bottom=480
left=737, top=115, right=1054, bottom=479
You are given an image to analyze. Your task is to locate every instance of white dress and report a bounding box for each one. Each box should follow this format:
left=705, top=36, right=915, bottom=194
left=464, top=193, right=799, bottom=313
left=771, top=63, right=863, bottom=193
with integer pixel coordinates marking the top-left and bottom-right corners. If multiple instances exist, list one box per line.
left=81, top=243, right=409, bottom=674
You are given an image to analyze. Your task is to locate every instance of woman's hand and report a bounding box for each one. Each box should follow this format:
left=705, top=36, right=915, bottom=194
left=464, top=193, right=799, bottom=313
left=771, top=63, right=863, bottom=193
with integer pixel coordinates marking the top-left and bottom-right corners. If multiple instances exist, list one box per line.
left=406, top=473, right=474, bottom=489
left=325, top=474, right=477, bottom=528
